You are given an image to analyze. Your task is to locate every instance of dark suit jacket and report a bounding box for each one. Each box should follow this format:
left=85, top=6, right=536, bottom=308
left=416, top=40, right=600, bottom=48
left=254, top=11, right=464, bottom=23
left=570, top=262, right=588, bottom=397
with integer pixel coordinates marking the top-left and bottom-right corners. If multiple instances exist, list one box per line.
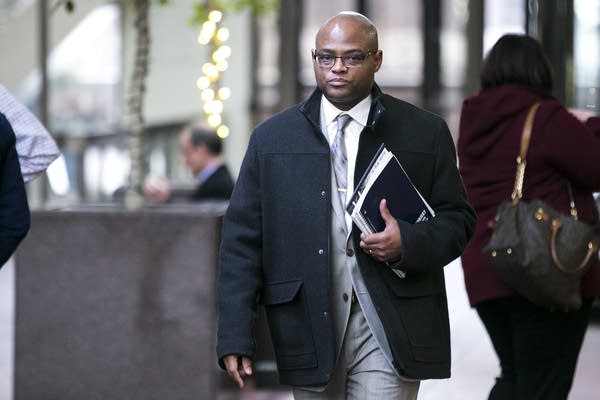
left=190, top=164, right=234, bottom=201
left=217, top=85, right=475, bottom=385
left=0, top=113, right=30, bottom=266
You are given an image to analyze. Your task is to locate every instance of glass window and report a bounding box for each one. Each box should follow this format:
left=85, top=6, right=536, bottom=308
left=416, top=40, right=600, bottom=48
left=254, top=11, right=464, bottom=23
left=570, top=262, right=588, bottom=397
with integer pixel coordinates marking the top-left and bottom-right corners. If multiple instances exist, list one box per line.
left=574, top=0, right=600, bottom=111
left=441, top=0, right=468, bottom=87
left=368, top=0, right=422, bottom=86
left=483, top=0, right=525, bottom=55
left=17, top=3, right=124, bottom=203
left=19, top=3, right=122, bottom=135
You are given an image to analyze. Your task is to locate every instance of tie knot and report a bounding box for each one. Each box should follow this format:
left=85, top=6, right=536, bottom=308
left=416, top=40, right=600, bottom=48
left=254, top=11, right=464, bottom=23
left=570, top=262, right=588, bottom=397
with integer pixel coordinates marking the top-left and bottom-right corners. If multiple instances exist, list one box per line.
left=336, top=114, right=352, bottom=133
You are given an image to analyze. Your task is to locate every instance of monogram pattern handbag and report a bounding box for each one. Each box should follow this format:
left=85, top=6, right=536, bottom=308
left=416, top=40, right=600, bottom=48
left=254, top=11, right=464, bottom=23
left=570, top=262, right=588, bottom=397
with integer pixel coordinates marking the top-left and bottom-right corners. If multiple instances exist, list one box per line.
left=483, top=102, right=600, bottom=311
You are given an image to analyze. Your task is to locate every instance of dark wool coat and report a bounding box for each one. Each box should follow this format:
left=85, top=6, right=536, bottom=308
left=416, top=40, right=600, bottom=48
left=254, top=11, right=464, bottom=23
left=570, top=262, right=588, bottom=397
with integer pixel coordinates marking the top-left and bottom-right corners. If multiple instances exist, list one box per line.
left=458, top=84, right=600, bottom=306
left=0, top=113, right=30, bottom=266
left=217, top=85, right=475, bottom=386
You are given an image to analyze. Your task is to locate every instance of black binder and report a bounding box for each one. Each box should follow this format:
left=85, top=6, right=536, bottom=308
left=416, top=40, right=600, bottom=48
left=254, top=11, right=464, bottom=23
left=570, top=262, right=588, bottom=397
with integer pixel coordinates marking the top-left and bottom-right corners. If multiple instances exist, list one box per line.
left=346, top=144, right=435, bottom=234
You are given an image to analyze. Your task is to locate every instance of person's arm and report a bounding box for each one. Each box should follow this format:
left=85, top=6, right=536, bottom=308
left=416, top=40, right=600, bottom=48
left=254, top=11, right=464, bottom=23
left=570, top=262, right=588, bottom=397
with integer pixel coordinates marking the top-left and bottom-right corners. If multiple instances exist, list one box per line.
left=0, top=84, right=60, bottom=182
left=216, top=134, right=262, bottom=387
left=567, top=107, right=597, bottom=123
left=222, top=355, right=253, bottom=389
left=538, top=103, right=600, bottom=190
left=0, top=116, right=30, bottom=266
left=363, top=117, right=476, bottom=273
left=142, top=175, right=171, bottom=203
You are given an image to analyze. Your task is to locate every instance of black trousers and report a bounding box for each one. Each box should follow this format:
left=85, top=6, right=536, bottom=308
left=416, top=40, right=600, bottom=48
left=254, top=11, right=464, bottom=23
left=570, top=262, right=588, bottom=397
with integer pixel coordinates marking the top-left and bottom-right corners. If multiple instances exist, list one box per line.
left=475, top=296, right=592, bottom=400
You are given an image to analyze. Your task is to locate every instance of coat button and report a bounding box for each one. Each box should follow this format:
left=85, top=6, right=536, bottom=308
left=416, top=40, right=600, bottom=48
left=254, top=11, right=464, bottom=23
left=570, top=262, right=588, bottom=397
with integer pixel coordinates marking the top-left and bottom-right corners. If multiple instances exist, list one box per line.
left=346, top=248, right=354, bottom=257
left=343, top=293, right=349, bottom=302
left=318, top=249, right=324, bottom=255
left=321, top=190, right=326, bottom=197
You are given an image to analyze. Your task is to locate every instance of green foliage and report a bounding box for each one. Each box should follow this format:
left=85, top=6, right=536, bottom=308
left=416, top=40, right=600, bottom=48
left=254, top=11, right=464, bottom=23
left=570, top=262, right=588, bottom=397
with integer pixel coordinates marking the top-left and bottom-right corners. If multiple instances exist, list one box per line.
left=189, top=0, right=280, bottom=26
left=54, top=0, right=75, bottom=13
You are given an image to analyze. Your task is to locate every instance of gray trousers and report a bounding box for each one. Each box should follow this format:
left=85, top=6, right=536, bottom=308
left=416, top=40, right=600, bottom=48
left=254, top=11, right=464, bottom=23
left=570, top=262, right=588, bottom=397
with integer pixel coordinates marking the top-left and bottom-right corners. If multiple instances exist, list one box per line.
left=293, top=302, right=420, bottom=400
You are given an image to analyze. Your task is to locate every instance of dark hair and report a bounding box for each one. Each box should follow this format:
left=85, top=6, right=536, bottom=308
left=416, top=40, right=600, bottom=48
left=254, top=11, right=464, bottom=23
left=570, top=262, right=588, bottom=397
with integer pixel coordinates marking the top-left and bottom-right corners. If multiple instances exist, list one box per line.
left=480, top=34, right=553, bottom=92
left=189, top=127, right=222, bottom=155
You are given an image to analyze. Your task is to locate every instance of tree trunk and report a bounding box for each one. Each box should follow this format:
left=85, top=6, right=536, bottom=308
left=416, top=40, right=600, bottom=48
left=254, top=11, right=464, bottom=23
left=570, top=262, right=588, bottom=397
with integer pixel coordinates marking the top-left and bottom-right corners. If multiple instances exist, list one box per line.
left=126, top=0, right=150, bottom=208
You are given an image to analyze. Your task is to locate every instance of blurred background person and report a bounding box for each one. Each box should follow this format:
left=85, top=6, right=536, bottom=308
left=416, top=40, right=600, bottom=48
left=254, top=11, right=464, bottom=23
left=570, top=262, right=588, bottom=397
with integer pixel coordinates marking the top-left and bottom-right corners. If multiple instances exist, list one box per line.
left=457, top=33, right=600, bottom=400
left=144, top=125, right=234, bottom=203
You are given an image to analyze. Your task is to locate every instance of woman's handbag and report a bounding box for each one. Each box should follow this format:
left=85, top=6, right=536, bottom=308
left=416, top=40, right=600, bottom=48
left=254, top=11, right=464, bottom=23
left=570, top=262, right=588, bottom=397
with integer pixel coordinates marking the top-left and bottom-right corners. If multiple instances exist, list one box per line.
left=483, top=102, right=599, bottom=311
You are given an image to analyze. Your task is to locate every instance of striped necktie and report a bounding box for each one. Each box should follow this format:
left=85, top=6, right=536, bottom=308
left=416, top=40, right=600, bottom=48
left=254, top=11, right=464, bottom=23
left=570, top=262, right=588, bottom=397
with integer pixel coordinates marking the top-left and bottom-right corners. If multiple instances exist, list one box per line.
left=331, top=113, right=352, bottom=210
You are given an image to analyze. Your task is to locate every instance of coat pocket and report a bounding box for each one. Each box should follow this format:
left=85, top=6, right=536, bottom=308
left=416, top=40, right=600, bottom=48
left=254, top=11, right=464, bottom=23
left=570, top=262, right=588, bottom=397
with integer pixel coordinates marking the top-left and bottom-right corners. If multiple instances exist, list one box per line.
left=383, top=270, right=448, bottom=363
left=262, top=280, right=317, bottom=370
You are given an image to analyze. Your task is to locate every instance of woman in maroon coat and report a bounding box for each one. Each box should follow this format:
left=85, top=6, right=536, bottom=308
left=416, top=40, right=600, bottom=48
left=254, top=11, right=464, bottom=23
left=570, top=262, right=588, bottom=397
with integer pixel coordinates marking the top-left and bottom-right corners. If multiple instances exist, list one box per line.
left=458, top=34, right=600, bottom=400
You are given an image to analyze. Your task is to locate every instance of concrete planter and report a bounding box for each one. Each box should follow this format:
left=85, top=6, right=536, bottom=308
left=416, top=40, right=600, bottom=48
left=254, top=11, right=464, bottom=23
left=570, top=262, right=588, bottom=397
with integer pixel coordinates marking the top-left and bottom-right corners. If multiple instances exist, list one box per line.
left=14, top=204, right=225, bottom=399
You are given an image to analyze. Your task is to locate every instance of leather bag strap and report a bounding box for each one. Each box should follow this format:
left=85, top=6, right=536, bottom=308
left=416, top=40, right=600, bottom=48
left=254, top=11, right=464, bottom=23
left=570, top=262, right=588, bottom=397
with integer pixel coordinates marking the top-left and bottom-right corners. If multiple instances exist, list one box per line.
left=511, top=102, right=540, bottom=202
left=509, top=102, right=579, bottom=217
left=550, top=218, right=597, bottom=273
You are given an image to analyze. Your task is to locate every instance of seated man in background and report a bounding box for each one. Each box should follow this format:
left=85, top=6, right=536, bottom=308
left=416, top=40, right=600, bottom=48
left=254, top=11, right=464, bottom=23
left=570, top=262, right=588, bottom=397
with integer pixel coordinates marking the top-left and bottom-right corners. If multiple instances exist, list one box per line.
left=144, top=125, right=234, bottom=203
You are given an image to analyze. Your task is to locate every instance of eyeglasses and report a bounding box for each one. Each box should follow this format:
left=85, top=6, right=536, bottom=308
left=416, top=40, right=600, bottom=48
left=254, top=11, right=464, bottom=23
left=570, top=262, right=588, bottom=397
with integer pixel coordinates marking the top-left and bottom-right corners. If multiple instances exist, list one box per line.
left=312, top=50, right=378, bottom=68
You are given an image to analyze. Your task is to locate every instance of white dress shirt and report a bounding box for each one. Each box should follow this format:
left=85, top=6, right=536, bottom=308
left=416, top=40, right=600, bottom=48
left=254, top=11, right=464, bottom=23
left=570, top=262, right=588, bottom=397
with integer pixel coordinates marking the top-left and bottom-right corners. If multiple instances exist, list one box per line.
left=320, top=94, right=372, bottom=232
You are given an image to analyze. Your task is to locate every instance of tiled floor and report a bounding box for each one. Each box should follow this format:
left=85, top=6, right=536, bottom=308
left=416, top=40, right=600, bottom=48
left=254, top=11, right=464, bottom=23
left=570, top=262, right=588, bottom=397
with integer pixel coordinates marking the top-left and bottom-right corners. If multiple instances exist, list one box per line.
left=2, top=258, right=599, bottom=399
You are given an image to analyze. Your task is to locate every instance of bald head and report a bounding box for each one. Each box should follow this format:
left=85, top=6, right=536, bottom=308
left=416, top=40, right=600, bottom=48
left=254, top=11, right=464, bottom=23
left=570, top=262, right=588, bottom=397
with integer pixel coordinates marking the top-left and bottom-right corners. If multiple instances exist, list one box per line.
left=316, top=12, right=378, bottom=51
left=312, top=11, right=382, bottom=111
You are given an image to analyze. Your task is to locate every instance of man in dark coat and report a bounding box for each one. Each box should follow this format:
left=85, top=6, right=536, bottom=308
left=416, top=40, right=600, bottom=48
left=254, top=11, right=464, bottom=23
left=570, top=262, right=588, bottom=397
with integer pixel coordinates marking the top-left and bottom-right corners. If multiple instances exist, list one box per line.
left=217, top=12, right=475, bottom=399
left=0, top=112, right=30, bottom=266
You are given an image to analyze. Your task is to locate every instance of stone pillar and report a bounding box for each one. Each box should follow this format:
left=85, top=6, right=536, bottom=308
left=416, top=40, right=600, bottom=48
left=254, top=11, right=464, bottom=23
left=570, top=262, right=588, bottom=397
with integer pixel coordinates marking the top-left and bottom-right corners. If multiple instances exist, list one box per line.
left=539, top=0, right=574, bottom=104
left=422, top=0, right=441, bottom=113
left=464, top=0, right=484, bottom=97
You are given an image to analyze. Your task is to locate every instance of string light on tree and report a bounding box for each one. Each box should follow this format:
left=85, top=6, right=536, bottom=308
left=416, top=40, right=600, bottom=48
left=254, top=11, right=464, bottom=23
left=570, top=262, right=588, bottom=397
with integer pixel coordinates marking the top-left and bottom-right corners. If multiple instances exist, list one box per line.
left=196, top=9, right=231, bottom=139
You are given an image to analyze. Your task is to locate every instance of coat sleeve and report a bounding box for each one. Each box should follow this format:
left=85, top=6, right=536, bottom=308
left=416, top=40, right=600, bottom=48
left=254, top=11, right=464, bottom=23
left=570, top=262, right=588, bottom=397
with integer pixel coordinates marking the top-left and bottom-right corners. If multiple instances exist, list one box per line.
left=535, top=103, right=600, bottom=190
left=0, top=115, right=30, bottom=266
left=393, top=117, right=476, bottom=273
left=216, top=133, right=263, bottom=367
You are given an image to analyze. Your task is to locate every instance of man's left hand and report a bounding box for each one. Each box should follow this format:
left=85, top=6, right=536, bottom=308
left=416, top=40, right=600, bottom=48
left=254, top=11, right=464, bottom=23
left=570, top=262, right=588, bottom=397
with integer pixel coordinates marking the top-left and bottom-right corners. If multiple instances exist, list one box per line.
left=359, top=199, right=402, bottom=262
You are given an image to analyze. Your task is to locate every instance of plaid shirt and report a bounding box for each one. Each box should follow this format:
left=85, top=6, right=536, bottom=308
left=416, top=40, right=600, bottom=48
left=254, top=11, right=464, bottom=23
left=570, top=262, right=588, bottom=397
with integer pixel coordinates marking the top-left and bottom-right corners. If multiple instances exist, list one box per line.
left=0, top=83, right=60, bottom=182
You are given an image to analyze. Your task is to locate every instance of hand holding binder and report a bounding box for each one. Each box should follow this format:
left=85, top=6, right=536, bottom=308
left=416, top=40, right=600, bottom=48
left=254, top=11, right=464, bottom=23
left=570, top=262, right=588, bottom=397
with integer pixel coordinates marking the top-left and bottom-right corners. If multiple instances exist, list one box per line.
left=346, top=144, right=435, bottom=235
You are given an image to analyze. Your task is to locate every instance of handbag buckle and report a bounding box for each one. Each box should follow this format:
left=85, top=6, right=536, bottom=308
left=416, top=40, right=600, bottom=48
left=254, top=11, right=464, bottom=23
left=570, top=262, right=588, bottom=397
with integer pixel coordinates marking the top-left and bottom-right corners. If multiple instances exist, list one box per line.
left=534, top=207, right=548, bottom=221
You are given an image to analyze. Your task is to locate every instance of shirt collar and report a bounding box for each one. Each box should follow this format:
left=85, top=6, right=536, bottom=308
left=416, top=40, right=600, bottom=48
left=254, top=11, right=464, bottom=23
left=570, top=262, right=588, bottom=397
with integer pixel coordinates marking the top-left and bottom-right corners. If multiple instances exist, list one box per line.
left=321, top=95, right=372, bottom=128
left=196, top=164, right=218, bottom=184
